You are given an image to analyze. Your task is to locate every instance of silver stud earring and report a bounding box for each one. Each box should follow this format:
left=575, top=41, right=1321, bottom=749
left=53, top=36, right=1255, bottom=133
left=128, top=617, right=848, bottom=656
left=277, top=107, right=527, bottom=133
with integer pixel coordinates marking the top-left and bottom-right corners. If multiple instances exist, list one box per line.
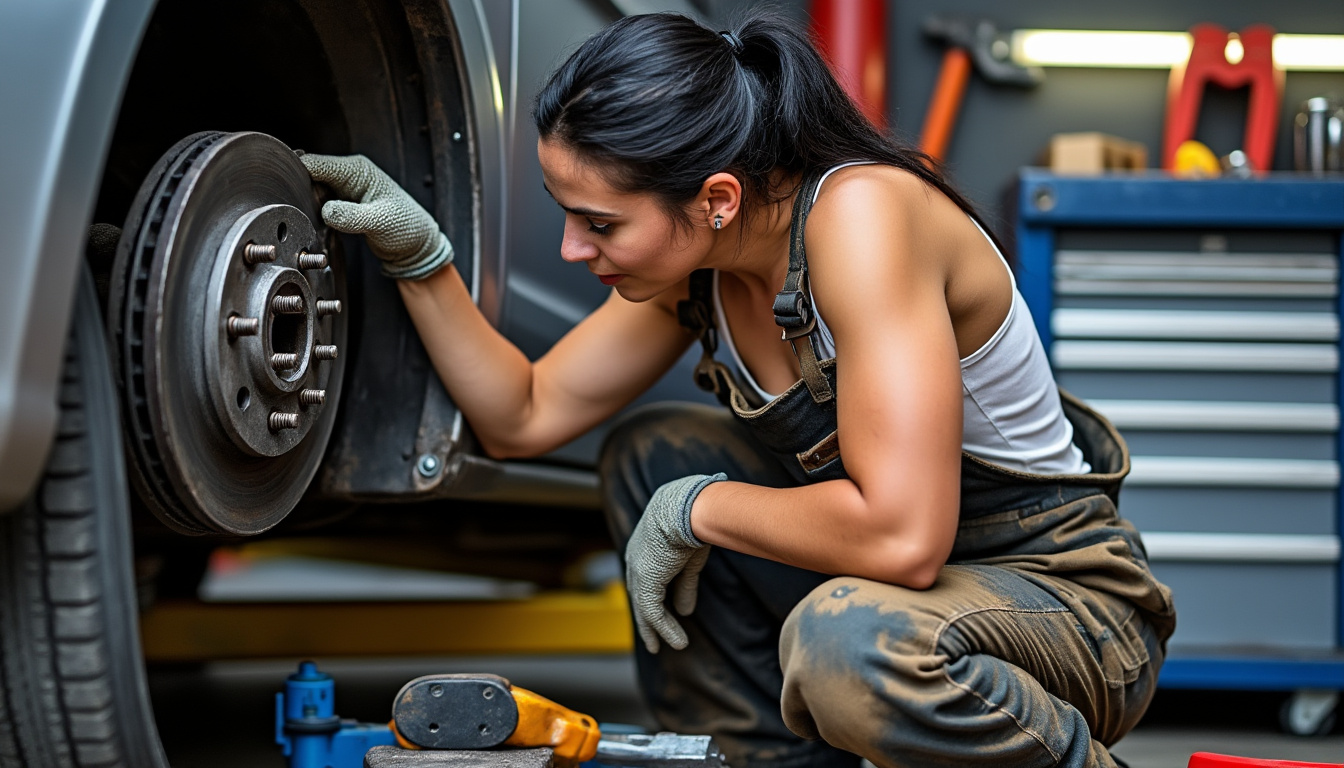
left=713, top=214, right=724, bottom=230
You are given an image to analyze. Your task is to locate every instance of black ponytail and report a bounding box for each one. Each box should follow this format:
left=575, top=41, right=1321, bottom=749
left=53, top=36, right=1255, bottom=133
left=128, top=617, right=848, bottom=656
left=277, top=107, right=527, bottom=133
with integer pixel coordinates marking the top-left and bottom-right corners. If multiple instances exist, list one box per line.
left=534, top=9, right=986, bottom=235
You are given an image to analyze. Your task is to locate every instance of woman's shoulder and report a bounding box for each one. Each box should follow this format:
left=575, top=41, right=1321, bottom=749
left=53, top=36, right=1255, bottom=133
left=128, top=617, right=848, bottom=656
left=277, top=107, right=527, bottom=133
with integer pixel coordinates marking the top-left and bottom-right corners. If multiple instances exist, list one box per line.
left=811, top=162, right=937, bottom=213
left=805, top=162, right=964, bottom=253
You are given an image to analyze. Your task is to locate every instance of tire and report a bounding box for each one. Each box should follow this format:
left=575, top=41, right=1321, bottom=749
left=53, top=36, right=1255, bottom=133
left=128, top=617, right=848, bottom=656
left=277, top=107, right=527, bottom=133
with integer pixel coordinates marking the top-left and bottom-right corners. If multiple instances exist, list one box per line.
left=0, top=265, right=168, bottom=767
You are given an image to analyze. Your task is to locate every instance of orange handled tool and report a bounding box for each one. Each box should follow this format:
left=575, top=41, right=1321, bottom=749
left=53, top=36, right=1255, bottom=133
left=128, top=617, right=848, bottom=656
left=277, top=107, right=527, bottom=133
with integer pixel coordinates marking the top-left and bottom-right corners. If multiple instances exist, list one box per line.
left=390, top=674, right=601, bottom=767
left=919, top=16, right=1043, bottom=162
left=920, top=47, right=973, bottom=161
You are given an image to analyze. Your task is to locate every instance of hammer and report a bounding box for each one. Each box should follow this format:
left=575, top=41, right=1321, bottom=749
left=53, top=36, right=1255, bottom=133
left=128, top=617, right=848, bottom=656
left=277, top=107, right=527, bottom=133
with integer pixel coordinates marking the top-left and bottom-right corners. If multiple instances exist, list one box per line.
left=919, top=16, right=1043, bottom=161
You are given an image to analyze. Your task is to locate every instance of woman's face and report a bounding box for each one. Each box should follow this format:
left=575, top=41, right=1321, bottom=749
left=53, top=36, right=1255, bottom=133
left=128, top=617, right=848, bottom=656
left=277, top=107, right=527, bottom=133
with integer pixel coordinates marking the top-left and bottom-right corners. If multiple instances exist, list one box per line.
left=537, top=137, right=706, bottom=302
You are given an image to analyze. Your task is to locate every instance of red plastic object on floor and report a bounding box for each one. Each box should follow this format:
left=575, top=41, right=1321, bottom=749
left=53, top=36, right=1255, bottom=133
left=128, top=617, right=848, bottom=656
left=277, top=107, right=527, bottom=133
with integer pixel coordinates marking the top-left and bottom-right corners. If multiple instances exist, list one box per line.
left=1162, top=23, right=1283, bottom=172
left=1188, top=751, right=1344, bottom=768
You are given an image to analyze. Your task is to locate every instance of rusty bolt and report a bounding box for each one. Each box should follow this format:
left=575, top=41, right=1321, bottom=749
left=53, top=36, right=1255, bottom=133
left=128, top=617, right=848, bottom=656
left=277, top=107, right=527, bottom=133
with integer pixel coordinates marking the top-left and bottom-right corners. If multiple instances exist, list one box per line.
left=271, top=295, right=305, bottom=314
left=313, top=344, right=338, bottom=361
left=226, top=315, right=259, bottom=338
left=298, top=252, right=328, bottom=270
left=316, top=299, right=342, bottom=317
left=270, top=353, right=299, bottom=370
left=299, top=389, right=326, bottom=406
left=268, top=411, right=300, bottom=431
left=244, top=243, right=277, bottom=264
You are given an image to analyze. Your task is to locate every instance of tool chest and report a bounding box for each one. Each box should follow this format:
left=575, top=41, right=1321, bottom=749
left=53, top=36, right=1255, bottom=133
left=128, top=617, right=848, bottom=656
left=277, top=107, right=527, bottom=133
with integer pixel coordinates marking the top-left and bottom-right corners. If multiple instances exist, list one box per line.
left=1014, top=170, right=1344, bottom=726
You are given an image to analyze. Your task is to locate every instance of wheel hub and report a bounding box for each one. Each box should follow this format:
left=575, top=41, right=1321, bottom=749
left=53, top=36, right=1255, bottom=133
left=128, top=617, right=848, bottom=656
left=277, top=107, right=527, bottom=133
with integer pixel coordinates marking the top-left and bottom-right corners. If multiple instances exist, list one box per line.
left=207, top=202, right=338, bottom=457
left=111, top=132, right=348, bottom=535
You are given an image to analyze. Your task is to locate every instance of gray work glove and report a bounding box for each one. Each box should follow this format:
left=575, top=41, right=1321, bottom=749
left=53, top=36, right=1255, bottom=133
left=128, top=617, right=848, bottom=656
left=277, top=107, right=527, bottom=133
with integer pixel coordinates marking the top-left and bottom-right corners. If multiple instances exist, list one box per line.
left=625, top=473, right=726, bottom=653
left=300, top=153, right=453, bottom=280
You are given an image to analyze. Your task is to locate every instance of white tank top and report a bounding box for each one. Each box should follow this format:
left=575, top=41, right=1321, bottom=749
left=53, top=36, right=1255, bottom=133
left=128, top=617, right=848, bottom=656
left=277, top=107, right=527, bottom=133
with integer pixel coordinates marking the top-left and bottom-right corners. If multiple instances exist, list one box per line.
left=713, top=163, right=1089, bottom=475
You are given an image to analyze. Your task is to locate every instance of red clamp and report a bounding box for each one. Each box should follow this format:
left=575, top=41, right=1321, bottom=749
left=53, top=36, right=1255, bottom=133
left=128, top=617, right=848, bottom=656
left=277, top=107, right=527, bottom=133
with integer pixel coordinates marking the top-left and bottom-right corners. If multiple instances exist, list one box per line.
left=1163, top=24, right=1282, bottom=172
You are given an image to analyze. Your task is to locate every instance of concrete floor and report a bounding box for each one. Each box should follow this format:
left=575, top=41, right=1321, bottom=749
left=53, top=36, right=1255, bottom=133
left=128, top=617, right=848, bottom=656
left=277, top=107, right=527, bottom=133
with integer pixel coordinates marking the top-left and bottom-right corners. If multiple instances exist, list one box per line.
left=150, top=655, right=1344, bottom=768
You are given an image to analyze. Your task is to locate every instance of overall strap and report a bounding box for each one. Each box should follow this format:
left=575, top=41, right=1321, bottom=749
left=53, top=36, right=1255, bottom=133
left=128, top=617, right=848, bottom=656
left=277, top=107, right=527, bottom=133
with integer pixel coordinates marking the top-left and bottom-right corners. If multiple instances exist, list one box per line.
left=676, top=269, right=733, bottom=406
left=771, top=170, right=834, bottom=404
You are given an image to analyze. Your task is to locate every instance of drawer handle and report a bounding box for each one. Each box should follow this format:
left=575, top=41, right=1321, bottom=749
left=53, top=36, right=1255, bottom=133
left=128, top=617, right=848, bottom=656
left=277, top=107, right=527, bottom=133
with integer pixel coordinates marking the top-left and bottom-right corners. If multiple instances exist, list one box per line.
left=1128, top=456, right=1339, bottom=488
left=1086, top=400, right=1339, bottom=432
left=1052, top=341, right=1338, bottom=372
left=1141, top=532, right=1340, bottom=563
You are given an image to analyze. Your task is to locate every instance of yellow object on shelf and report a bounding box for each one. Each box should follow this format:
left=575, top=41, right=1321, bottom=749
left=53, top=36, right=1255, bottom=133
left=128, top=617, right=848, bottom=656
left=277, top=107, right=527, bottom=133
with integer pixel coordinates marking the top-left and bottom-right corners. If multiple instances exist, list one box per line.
left=1172, top=139, right=1222, bottom=178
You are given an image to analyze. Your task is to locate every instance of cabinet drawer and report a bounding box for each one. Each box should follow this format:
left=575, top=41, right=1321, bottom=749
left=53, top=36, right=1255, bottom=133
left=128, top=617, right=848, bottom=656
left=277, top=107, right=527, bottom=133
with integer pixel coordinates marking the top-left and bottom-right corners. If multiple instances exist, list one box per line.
left=1120, top=431, right=1336, bottom=460
left=1123, top=487, right=1338, bottom=535
left=1057, top=370, right=1337, bottom=403
left=1151, top=561, right=1337, bottom=650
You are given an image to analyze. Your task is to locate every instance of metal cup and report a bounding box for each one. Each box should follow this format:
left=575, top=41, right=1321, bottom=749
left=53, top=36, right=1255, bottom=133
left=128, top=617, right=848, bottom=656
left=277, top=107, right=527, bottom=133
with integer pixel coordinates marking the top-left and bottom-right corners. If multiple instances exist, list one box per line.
left=1294, top=97, right=1344, bottom=174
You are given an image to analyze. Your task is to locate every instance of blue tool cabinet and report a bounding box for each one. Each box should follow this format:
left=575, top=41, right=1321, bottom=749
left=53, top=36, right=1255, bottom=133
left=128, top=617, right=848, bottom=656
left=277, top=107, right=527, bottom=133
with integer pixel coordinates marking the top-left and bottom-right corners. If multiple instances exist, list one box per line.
left=1015, top=170, right=1344, bottom=733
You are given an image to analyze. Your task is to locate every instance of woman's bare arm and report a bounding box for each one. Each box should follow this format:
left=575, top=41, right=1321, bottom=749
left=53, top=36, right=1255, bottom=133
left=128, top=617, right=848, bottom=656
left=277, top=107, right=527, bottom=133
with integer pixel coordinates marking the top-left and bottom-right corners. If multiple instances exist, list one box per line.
left=690, top=169, right=965, bottom=588
left=398, top=267, right=695, bottom=459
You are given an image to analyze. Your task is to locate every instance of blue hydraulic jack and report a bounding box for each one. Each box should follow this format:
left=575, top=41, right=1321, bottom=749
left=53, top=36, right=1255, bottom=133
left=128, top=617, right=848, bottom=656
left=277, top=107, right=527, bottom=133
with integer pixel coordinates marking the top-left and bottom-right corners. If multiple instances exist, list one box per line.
left=275, top=661, right=400, bottom=767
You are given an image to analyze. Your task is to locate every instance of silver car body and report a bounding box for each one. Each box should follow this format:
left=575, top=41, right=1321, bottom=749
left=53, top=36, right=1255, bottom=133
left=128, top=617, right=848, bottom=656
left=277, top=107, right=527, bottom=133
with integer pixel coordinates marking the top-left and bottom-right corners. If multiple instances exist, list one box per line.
left=0, top=0, right=703, bottom=512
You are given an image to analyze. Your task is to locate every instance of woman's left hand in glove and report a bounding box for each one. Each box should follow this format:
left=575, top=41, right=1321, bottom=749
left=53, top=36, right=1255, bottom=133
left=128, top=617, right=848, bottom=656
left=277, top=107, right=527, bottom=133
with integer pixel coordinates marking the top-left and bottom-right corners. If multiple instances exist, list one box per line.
left=624, top=473, right=726, bottom=653
left=299, top=153, right=453, bottom=281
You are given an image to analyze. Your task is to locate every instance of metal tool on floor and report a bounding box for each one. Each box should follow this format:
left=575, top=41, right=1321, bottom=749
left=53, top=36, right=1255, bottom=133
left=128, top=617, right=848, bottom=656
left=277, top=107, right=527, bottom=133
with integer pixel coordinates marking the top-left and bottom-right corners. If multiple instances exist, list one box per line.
left=275, top=662, right=729, bottom=768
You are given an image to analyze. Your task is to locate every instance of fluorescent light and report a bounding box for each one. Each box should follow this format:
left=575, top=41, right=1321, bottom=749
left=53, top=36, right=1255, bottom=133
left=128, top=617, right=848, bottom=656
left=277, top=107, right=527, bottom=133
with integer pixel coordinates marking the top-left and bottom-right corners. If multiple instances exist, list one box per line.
left=1012, top=30, right=1191, bottom=68
left=1275, top=34, right=1344, bottom=70
left=1011, top=29, right=1344, bottom=71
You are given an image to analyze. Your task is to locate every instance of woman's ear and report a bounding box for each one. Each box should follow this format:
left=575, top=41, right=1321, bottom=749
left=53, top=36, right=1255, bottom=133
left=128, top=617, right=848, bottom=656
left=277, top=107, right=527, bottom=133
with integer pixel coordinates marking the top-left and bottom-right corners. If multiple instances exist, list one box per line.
left=700, top=172, right=742, bottom=229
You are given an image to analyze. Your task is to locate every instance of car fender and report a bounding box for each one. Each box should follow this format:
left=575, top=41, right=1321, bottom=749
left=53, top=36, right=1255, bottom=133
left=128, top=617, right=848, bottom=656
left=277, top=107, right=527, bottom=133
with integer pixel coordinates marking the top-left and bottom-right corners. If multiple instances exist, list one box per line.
left=0, top=0, right=157, bottom=511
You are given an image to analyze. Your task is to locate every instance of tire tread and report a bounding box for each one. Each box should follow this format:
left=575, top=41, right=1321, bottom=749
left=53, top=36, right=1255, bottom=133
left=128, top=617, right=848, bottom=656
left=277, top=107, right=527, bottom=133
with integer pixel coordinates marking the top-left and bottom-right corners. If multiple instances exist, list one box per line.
left=0, top=275, right=152, bottom=767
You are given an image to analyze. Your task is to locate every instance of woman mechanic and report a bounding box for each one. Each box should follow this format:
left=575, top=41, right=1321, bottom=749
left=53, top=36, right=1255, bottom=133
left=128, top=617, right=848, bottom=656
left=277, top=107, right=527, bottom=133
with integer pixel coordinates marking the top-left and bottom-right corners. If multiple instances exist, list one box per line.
left=300, top=11, right=1175, bottom=768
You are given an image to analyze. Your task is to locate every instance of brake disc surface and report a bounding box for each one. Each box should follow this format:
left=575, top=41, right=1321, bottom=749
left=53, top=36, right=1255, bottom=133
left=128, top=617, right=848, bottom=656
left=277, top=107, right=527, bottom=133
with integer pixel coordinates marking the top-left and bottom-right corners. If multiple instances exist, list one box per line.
left=110, top=131, right=347, bottom=535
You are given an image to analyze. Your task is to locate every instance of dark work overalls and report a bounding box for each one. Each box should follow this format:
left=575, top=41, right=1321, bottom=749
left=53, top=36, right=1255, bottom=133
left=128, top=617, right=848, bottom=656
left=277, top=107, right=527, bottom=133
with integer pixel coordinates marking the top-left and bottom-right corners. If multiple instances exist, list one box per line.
left=599, top=170, right=1177, bottom=768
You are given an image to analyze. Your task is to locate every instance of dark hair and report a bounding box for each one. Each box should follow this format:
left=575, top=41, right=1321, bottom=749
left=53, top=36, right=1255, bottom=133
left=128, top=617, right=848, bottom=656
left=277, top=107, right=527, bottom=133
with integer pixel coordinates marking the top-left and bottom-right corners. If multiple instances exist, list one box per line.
left=534, top=9, right=989, bottom=235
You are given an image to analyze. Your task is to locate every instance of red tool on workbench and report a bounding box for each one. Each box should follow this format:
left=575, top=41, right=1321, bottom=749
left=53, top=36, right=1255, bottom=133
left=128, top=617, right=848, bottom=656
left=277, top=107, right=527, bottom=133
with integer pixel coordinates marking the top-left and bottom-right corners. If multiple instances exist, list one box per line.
left=1163, top=24, right=1283, bottom=172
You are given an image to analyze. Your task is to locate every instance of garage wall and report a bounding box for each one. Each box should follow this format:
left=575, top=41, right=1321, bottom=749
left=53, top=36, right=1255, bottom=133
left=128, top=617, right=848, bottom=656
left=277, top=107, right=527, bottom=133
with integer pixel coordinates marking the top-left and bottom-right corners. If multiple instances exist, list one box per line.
left=704, top=0, right=1344, bottom=234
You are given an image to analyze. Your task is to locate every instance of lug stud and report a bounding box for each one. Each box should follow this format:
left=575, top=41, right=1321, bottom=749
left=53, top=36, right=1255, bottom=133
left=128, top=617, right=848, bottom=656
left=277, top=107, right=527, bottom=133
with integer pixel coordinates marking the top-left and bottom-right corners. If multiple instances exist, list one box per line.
left=298, top=252, right=328, bottom=270
left=316, top=299, right=342, bottom=317
left=313, top=344, right=338, bottom=361
left=271, top=295, right=305, bottom=314
left=244, top=243, right=277, bottom=264
left=299, top=389, right=326, bottom=406
left=268, top=411, right=300, bottom=431
left=270, top=353, right=299, bottom=370
left=226, top=315, right=259, bottom=338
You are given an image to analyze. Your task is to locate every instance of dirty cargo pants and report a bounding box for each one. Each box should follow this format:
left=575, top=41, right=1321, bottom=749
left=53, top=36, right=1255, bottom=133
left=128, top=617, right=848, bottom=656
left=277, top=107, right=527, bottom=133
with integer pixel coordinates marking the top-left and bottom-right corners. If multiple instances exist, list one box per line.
left=600, top=401, right=1175, bottom=768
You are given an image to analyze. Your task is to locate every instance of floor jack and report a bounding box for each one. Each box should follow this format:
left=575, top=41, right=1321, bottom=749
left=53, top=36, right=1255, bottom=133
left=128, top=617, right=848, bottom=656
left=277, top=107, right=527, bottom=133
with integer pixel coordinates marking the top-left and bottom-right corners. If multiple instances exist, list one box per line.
left=276, top=662, right=729, bottom=768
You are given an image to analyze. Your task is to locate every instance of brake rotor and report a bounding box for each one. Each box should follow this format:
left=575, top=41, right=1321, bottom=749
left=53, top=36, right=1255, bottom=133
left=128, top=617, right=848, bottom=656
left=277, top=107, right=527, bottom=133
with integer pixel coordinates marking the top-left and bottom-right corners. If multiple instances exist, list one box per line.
left=110, top=131, right=347, bottom=535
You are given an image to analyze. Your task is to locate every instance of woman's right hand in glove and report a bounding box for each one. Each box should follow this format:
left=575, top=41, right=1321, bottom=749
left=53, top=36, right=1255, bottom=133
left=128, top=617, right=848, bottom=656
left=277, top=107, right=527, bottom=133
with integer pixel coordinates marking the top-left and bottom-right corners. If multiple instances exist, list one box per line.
left=625, top=473, right=726, bottom=653
left=300, top=153, right=453, bottom=281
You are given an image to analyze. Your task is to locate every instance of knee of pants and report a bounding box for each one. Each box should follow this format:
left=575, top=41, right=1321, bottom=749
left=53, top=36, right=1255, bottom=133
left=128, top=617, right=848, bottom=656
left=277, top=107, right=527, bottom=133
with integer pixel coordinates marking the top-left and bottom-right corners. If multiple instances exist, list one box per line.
left=779, top=577, right=929, bottom=742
